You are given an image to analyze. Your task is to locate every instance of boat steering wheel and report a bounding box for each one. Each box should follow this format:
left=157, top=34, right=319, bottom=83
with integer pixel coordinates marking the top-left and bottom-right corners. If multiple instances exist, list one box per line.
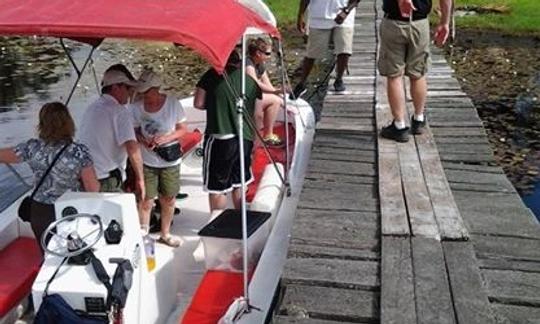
left=41, top=213, right=104, bottom=258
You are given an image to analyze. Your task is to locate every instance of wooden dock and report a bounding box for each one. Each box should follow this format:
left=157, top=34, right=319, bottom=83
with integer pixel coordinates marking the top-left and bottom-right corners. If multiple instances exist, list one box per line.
left=275, top=1, right=540, bottom=323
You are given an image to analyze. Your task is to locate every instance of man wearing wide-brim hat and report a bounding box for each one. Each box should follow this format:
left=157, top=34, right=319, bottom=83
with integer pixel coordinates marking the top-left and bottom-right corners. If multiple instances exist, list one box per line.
left=79, top=65, right=145, bottom=200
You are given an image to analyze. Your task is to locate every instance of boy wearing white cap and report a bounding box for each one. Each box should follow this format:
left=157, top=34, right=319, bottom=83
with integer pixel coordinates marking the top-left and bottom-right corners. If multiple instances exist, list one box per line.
left=79, top=65, right=145, bottom=199
left=130, top=70, right=188, bottom=247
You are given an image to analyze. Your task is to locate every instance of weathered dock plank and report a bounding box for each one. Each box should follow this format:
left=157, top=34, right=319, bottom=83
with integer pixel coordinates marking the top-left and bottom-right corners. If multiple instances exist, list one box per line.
left=278, top=285, right=379, bottom=323
left=283, top=258, right=379, bottom=290
left=411, top=237, right=456, bottom=324
left=443, top=241, right=497, bottom=323
left=380, top=237, right=416, bottom=324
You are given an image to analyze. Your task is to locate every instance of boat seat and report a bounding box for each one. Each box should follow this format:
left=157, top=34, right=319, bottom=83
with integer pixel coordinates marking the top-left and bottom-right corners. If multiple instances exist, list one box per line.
left=0, top=237, right=41, bottom=317
left=181, top=130, right=202, bottom=155
left=181, top=270, right=244, bottom=324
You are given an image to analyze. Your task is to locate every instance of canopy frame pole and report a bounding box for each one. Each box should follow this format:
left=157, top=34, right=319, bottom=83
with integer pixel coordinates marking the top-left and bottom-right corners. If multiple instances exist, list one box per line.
left=59, top=38, right=98, bottom=105
left=275, top=39, right=291, bottom=195
left=239, top=33, right=250, bottom=305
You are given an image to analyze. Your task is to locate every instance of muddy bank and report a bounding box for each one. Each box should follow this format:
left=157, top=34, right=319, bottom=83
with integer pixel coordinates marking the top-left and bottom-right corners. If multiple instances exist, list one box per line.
left=445, top=30, right=540, bottom=194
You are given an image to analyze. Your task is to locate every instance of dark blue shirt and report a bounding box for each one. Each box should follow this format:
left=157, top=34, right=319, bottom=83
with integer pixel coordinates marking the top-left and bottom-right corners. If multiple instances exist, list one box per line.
left=383, top=0, right=432, bottom=20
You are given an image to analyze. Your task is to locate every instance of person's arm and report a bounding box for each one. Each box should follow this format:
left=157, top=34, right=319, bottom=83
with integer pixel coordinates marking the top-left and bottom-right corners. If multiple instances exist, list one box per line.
left=297, top=0, right=310, bottom=34
left=135, top=127, right=155, bottom=149
left=246, top=66, right=279, bottom=94
left=335, top=0, right=360, bottom=24
left=434, top=0, right=451, bottom=47
left=193, top=87, right=206, bottom=110
left=0, top=148, right=21, bottom=164
left=124, top=140, right=145, bottom=200
left=154, top=122, right=188, bottom=146
left=80, top=165, right=100, bottom=192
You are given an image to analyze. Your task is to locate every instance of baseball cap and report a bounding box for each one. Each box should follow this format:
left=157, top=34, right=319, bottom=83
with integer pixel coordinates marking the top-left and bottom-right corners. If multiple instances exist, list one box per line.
left=101, top=69, right=138, bottom=88
left=136, top=70, right=162, bottom=93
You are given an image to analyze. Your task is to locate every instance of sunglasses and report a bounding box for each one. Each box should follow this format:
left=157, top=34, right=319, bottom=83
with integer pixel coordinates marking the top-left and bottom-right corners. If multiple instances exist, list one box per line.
left=258, top=49, right=272, bottom=56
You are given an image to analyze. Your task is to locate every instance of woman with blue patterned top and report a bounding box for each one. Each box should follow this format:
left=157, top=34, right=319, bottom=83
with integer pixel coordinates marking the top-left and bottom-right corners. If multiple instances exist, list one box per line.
left=0, top=102, right=100, bottom=254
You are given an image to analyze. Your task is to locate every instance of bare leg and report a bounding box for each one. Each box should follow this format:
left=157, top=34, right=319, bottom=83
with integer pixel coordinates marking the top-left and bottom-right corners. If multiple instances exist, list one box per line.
left=232, top=188, right=243, bottom=210
left=299, top=57, right=315, bottom=85
left=139, top=198, right=153, bottom=232
left=410, top=76, right=427, bottom=116
left=335, top=53, right=350, bottom=80
left=158, top=195, right=175, bottom=237
left=209, top=193, right=227, bottom=213
left=262, top=94, right=281, bottom=138
left=387, top=76, right=406, bottom=123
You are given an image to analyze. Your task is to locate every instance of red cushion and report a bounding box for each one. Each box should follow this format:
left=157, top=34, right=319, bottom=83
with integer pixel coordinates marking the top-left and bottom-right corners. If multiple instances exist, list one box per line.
left=181, top=270, right=244, bottom=324
left=0, top=237, right=41, bottom=317
left=182, top=130, right=202, bottom=154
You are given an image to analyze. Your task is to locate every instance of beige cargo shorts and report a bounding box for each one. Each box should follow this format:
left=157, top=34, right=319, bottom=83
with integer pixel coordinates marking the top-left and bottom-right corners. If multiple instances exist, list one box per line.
left=306, top=27, right=354, bottom=59
left=378, top=17, right=431, bottom=78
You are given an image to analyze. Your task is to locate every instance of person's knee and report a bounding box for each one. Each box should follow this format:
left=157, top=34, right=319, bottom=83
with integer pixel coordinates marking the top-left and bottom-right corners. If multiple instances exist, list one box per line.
left=159, top=195, right=175, bottom=207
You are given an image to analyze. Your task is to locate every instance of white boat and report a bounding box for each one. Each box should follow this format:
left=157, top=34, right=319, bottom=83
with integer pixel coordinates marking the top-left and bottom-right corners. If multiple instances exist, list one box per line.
left=0, top=1, right=315, bottom=323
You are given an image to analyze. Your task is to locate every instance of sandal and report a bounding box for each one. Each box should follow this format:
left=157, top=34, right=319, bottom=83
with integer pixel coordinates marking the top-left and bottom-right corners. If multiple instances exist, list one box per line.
left=157, top=234, right=181, bottom=248
left=263, top=134, right=283, bottom=147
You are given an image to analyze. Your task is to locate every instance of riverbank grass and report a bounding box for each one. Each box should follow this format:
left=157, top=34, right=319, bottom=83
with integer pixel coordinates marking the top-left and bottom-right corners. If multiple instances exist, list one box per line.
left=442, top=0, right=540, bottom=36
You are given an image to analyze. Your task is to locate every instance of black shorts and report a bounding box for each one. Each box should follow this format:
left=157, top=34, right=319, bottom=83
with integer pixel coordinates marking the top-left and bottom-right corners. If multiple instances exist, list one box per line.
left=203, top=135, right=253, bottom=193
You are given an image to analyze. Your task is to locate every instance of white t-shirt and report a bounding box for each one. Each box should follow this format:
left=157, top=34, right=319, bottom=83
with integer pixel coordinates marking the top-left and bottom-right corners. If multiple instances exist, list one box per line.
left=79, top=94, right=136, bottom=179
left=130, top=95, right=187, bottom=168
left=308, top=0, right=356, bottom=29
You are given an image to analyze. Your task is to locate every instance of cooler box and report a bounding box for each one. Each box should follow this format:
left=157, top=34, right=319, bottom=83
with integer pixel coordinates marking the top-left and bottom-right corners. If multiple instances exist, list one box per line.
left=198, top=209, right=271, bottom=272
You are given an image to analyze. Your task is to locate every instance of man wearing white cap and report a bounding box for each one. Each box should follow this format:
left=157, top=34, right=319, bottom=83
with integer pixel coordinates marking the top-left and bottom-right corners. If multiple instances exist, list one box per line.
left=79, top=65, right=145, bottom=200
left=130, top=70, right=187, bottom=247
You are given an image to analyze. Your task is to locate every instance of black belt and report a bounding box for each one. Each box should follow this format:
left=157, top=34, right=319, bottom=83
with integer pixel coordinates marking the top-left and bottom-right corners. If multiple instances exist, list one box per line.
left=384, top=13, right=427, bottom=22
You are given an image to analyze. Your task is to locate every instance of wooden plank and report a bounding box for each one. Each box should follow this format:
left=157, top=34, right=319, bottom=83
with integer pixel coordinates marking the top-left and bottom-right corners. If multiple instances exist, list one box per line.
left=376, top=73, right=409, bottom=236
left=278, top=285, right=379, bottom=323
left=443, top=241, right=498, bottom=323
left=398, top=138, right=439, bottom=239
left=415, top=133, right=469, bottom=240
left=291, top=209, right=379, bottom=250
left=272, top=316, right=358, bottom=324
left=478, top=255, right=540, bottom=273
left=380, top=237, right=416, bottom=324
left=472, top=234, right=540, bottom=261
left=412, top=237, right=456, bottom=324
left=454, top=193, right=540, bottom=239
left=283, top=258, right=379, bottom=290
left=484, top=269, right=540, bottom=306
left=288, top=243, right=380, bottom=261
left=493, top=304, right=540, bottom=324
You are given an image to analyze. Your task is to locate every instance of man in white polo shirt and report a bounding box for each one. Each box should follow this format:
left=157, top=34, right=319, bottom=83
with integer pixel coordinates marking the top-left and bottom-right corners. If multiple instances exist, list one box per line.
left=79, top=66, right=145, bottom=200
left=291, top=0, right=360, bottom=98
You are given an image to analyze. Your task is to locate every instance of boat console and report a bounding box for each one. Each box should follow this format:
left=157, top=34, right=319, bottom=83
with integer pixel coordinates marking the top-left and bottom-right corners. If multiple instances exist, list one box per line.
left=31, top=192, right=147, bottom=323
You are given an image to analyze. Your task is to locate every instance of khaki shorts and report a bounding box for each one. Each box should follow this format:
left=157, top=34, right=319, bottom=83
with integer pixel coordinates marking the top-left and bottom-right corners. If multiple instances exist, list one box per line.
left=143, top=165, right=180, bottom=199
left=378, top=18, right=431, bottom=78
left=307, top=27, right=354, bottom=59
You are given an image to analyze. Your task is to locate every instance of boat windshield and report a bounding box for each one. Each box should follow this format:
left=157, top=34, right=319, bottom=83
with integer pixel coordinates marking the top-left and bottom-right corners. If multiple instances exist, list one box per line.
left=0, top=163, right=32, bottom=213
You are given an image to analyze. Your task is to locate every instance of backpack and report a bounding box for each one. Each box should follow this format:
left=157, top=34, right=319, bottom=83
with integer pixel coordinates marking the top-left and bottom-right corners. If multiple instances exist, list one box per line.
left=34, top=294, right=107, bottom=324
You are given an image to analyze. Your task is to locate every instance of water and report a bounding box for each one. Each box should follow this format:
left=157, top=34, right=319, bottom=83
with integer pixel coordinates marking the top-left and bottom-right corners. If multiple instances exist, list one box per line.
left=0, top=37, right=142, bottom=212
left=523, top=183, right=540, bottom=223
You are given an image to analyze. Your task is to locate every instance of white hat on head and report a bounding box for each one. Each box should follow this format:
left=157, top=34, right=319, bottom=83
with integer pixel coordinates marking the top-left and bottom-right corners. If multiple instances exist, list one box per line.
left=136, top=70, right=162, bottom=93
left=101, top=70, right=137, bottom=88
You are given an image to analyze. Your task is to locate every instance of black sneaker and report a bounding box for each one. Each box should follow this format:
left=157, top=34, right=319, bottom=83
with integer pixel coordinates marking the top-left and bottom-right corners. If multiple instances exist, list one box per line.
left=334, top=78, right=346, bottom=93
left=380, top=122, right=410, bottom=143
left=289, top=83, right=307, bottom=100
left=411, top=116, right=426, bottom=135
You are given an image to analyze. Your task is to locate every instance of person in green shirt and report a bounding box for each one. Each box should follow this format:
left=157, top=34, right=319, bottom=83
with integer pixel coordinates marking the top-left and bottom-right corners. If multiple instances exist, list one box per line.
left=194, top=50, right=263, bottom=212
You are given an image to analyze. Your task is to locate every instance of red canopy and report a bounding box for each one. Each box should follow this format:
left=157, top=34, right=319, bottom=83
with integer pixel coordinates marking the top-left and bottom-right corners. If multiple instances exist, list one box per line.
left=0, top=0, right=279, bottom=72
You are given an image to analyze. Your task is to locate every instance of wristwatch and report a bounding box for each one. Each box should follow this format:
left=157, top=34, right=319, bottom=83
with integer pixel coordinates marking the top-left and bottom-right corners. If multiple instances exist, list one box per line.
left=342, top=7, right=350, bottom=14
